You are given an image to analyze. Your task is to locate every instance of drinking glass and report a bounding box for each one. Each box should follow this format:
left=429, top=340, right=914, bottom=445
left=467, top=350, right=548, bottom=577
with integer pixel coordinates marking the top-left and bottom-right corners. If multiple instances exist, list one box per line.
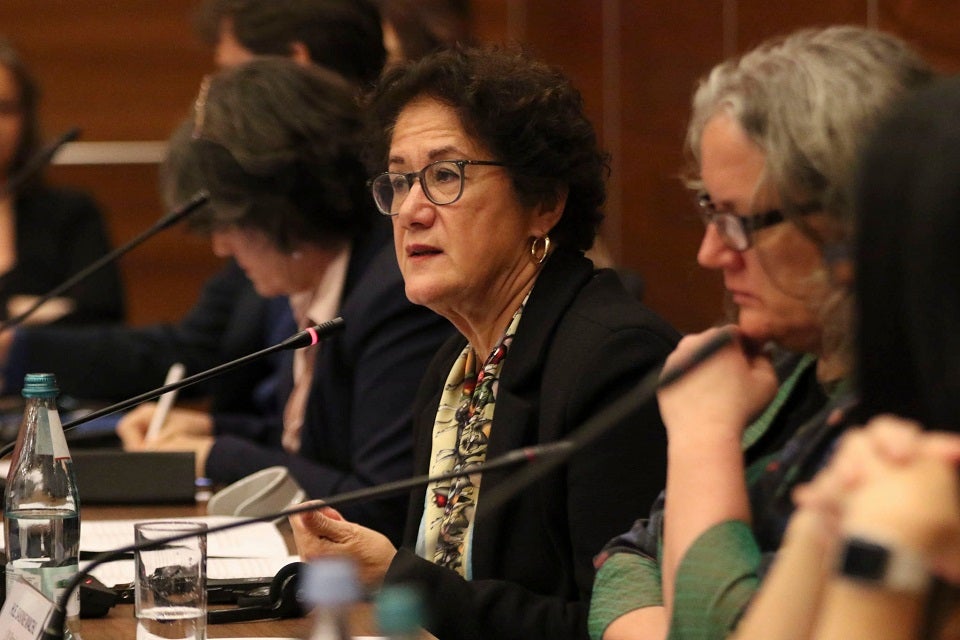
left=134, top=521, right=207, bottom=640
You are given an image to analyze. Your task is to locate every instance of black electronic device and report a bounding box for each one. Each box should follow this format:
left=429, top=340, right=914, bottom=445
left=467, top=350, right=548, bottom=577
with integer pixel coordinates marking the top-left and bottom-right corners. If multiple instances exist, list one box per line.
left=206, top=562, right=306, bottom=624
left=78, top=575, right=117, bottom=619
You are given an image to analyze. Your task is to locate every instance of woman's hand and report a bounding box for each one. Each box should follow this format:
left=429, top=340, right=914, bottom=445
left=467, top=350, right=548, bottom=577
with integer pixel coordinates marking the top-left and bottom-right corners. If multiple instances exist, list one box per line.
left=657, top=325, right=778, bottom=446
left=290, top=503, right=397, bottom=588
left=794, top=416, right=960, bottom=582
left=117, top=404, right=214, bottom=450
left=116, top=404, right=215, bottom=477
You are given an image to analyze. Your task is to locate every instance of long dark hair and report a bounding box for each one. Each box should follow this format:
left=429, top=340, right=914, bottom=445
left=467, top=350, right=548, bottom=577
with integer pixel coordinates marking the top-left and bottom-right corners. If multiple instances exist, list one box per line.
left=854, top=77, right=960, bottom=431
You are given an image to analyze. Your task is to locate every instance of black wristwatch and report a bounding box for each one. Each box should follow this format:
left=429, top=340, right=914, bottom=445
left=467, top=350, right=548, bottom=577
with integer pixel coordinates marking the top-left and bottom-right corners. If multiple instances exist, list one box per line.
left=836, top=534, right=930, bottom=593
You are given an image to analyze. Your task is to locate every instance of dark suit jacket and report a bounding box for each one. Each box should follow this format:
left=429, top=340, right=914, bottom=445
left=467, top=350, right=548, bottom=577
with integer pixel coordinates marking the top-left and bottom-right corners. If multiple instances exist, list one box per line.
left=4, top=186, right=124, bottom=325
left=385, top=249, right=679, bottom=640
left=206, top=225, right=455, bottom=544
left=8, top=261, right=289, bottom=414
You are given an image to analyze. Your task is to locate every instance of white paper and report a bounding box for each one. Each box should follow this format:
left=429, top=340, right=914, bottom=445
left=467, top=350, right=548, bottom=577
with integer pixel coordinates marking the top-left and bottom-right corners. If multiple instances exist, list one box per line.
left=80, top=515, right=289, bottom=558
left=0, top=578, right=55, bottom=640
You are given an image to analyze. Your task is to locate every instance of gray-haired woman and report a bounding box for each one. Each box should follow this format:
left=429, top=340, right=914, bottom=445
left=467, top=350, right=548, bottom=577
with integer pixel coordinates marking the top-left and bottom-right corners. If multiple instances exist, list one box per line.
left=590, top=25, right=934, bottom=640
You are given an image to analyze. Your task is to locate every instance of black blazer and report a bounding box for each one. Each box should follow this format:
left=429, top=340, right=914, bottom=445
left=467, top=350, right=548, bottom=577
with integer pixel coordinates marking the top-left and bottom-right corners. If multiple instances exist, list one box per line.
left=205, top=225, right=455, bottom=543
left=385, top=249, right=679, bottom=640
left=9, top=260, right=286, bottom=414
left=5, top=186, right=124, bottom=324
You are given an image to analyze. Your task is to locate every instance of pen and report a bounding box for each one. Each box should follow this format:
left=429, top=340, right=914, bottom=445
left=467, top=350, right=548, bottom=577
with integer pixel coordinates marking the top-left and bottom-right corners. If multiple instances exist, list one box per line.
left=145, top=362, right=186, bottom=443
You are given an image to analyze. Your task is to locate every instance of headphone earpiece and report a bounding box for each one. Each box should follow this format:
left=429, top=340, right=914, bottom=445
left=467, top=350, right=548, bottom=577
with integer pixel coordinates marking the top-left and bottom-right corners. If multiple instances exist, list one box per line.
left=207, top=562, right=307, bottom=624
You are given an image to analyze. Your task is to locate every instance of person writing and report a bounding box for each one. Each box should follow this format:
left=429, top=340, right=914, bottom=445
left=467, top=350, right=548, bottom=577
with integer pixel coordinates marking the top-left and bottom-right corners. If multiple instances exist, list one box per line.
left=589, top=26, right=934, bottom=640
left=0, top=0, right=385, bottom=412
left=291, top=45, right=679, bottom=640
left=117, top=58, right=452, bottom=543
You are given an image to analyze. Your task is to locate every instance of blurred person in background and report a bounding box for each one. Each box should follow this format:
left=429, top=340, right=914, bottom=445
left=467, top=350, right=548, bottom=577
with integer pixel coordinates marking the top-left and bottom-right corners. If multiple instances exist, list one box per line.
left=0, top=0, right=385, bottom=413
left=0, top=37, right=123, bottom=328
left=118, top=58, right=452, bottom=543
left=377, top=0, right=472, bottom=67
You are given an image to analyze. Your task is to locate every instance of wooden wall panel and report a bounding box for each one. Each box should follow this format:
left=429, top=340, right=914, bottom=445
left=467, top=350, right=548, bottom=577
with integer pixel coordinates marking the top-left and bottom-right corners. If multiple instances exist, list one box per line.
left=3, top=1, right=960, bottom=335
left=616, top=1, right=727, bottom=331
left=45, top=164, right=224, bottom=325
left=879, top=0, right=960, bottom=72
left=0, top=0, right=211, bottom=140
left=734, top=1, right=868, bottom=52
left=0, top=1, right=219, bottom=326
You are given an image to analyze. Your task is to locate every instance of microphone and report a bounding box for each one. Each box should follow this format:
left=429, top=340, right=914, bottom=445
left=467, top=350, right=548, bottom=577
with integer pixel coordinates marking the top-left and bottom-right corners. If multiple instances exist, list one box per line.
left=0, top=127, right=81, bottom=198
left=479, top=327, right=736, bottom=513
left=0, top=190, right=211, bottom=332
left=42, top=326, right=734, bottom=637
left=0, top=317, right=345, bottom=460
left=43, top=439, right=573, bottom=639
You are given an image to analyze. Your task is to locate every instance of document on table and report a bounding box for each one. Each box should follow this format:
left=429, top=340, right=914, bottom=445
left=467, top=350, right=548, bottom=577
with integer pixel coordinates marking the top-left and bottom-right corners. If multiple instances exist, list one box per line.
left=80, top=515, right=297, bottom=588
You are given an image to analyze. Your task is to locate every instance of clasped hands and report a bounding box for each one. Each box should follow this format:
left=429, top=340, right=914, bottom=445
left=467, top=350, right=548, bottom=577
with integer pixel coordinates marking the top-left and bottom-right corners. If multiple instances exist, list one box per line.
left=794, top=414, right=960, bottom=583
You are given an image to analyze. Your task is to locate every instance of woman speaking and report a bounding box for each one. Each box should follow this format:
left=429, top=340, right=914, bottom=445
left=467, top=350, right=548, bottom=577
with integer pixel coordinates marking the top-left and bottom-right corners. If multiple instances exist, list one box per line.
left=292, top=46, right=679, bottom=640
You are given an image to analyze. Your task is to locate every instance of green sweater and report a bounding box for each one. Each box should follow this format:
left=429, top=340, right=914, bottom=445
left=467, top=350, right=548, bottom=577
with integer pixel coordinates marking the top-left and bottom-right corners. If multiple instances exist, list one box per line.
left=589, top=354, right=841, bottom=639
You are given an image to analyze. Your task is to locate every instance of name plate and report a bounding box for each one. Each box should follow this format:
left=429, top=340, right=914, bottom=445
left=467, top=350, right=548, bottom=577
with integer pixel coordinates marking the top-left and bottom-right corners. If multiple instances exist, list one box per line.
left=0, top=578, right=56, bottom=640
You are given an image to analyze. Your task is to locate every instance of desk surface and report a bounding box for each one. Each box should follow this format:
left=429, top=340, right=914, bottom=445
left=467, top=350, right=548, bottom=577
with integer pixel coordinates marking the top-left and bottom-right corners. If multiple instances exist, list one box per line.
left=78, top=503, right=370, bottom=639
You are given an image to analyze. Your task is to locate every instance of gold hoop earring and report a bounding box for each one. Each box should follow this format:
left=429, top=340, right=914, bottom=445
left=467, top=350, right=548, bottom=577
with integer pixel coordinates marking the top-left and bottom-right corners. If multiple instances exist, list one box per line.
left=530, top=235, right=551, bottom=265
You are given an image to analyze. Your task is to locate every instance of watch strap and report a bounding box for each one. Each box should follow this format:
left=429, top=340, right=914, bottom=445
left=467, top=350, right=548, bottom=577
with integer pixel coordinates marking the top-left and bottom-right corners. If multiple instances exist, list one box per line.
left=837, top=534, right=930, bottom=594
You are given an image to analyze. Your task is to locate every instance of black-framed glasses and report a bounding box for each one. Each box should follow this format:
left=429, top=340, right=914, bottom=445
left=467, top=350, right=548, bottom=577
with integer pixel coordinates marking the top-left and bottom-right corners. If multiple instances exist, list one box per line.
left=697, top=192, right=821, bottom=251
left=368, top=159, right=506, bottom=216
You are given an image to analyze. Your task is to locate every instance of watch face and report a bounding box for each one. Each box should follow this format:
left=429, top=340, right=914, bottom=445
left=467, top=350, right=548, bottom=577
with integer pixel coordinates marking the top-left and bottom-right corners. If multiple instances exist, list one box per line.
left=839, top=537, right=890, bottom=580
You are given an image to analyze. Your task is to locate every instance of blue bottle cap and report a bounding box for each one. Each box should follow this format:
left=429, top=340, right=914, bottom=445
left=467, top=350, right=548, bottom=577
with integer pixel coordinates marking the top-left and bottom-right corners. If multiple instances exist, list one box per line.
left=22, top=373, right=58, bottom=398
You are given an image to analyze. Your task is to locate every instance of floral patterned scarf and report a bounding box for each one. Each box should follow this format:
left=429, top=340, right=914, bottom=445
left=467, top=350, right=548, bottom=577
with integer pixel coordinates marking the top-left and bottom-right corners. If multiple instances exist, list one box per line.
left=420, top=298, right=527, bottom=577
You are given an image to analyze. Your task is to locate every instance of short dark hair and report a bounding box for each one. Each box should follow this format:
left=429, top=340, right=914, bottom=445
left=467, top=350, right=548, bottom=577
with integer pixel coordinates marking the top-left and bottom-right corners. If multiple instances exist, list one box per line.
left=195, top=0, right=385, bottom=86
left=854, top=76, right=960, bottom=430
left=366, top=45, right=607, bottom=251
left=181, top=57, right=375, bottom=250
left=377, top=0, right=472, bottom=62
left=0, top=38, right=43, bottom=193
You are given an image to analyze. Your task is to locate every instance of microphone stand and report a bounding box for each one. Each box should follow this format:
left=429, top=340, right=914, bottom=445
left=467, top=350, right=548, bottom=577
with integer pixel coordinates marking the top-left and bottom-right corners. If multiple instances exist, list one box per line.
left=0, top=190, right=211, bottom=332
left=0, top=127, right=81, bottom=198
left=43, top=326, right=736, bottom=638
left=42, top=439, right=574, bottom=640
left=0, top=317, right=345, bottom=460
left=479, top=327, right=736, bottom=513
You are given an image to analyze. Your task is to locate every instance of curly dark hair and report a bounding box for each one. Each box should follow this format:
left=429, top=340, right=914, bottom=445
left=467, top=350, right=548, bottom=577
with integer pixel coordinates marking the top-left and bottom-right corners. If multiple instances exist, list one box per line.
left=179, top=57, right=375, bottom=251
left=365, top=45, right=608, bottom=251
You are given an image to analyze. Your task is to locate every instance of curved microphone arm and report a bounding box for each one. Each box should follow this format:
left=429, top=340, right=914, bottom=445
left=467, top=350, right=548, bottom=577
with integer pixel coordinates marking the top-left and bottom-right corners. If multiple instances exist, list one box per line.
left=0, top=127, right=81, bottom=198
left=0, top=316, right=345, bottom=460
left=479, top=327, right=736, bottom=513
left=42, top=325, right=735, bottom=638
left=42, top=440, right=573, bottom=640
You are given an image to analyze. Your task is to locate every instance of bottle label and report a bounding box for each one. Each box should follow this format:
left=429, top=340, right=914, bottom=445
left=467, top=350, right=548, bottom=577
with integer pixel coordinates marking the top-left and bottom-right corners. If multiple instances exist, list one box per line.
left=36, top=409, right=71, bottom=461
left=6, top=563, right=80, bottom=618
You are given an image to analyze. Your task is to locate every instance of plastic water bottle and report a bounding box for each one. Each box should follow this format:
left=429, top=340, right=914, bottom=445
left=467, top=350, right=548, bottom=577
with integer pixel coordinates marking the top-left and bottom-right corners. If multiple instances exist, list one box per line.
left=4, top=373, right=82, bottom=639
left=303, top=556, right=360, bottom=640
left=376, top=584, right=425, bottom=640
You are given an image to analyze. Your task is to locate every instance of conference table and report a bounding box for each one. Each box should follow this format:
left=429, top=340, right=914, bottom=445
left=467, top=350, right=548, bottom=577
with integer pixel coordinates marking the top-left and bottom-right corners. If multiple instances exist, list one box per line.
left=79, top=502, right=368, bottom=639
